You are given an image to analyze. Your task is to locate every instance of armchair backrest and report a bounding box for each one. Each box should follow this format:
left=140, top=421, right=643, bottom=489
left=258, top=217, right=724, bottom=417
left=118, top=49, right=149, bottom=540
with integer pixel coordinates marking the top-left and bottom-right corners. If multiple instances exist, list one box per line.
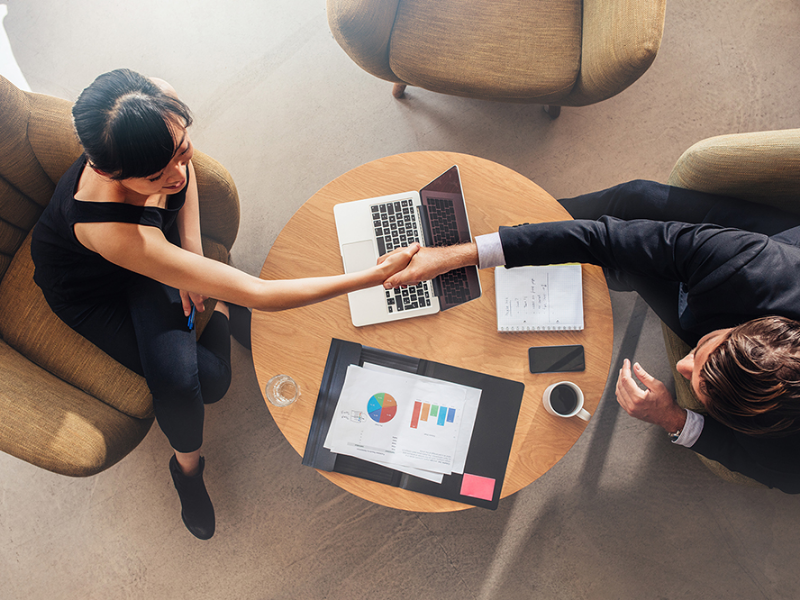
left=668, top=129, right=800, bottom=212
left=327, top=0, right=666, bottom=107
left=0, top=75, right=82, bottom=281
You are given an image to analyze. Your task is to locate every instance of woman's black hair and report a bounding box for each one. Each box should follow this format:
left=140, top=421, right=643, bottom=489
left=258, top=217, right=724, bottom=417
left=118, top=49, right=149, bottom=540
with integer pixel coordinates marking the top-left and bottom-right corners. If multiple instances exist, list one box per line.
left=72, top=68, right=193, bottom=180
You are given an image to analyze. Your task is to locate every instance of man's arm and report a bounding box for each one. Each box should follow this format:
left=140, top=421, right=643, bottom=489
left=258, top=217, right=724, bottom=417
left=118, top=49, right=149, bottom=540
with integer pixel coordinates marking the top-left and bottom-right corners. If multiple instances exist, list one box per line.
left=385, top=217, right=773, bottom=293
left=382, top=242, right=479, bottom=288
left=498, top=217, right=768, bottom=284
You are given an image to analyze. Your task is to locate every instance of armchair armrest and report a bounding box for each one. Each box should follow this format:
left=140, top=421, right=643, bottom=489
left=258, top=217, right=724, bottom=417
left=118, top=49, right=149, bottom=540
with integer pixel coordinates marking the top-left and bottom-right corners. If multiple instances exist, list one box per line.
left=193, top=150, right=240, bottom=252
left=189, top=150, right=240, bottom=333
left=0, top=339, right=152, bottom=476
left=668, top=129, right=800, bottom=211
left=326, top=0, right=403, bottom=83
left=565, top=0, right=666, bottom=106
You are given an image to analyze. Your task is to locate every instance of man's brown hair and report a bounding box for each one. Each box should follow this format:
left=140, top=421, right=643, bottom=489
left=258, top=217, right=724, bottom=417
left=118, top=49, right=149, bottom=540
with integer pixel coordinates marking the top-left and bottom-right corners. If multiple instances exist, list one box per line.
left=702, top=316, right=800, bottom=437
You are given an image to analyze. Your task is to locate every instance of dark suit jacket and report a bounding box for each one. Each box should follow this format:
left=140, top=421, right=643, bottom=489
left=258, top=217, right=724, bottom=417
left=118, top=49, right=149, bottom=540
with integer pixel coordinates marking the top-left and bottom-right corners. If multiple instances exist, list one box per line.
left=499, top=217, right=800, bottom=492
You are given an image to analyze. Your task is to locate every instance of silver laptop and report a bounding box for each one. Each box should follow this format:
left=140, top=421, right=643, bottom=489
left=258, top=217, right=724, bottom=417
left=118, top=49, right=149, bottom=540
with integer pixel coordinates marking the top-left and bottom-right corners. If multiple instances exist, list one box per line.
left=334, top=165, right=481, bottom=327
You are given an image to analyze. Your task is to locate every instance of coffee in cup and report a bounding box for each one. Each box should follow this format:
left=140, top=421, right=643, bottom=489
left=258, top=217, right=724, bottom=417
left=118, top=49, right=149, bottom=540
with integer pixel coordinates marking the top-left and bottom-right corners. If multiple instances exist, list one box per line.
left=543, top=381, right=590, bottom=421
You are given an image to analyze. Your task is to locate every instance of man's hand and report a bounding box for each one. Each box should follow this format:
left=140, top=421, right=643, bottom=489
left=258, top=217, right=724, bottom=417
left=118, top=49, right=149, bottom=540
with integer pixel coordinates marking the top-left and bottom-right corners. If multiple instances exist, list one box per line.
left=615, top=359, right=687, bottom=432
left=375, top=243, right=421, bottom=280
left=381, top=243, right=479, bottom=289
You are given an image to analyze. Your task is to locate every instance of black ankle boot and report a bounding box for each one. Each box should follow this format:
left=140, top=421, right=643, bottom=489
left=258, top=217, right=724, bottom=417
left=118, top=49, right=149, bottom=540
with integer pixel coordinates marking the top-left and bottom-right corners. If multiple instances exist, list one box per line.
left=169, top=455, right=215, bottom=540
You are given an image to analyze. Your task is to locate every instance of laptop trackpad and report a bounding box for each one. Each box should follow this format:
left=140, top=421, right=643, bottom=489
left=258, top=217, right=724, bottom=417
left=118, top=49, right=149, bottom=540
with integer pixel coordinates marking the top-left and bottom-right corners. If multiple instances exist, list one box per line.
left=342, top=240, right=377, bottom=273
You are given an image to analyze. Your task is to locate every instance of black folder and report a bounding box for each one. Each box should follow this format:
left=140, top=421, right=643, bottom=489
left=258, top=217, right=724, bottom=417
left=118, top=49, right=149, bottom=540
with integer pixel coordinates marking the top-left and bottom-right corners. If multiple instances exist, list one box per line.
left=302, top=339, right=525, bottom=510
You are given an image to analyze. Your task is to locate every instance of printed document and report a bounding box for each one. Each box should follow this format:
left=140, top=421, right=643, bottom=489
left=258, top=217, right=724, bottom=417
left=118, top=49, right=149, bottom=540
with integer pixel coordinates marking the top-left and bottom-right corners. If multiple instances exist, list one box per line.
left=362, top=363, right=481, bottom=482
left=323, top=364, right=478, bottom=476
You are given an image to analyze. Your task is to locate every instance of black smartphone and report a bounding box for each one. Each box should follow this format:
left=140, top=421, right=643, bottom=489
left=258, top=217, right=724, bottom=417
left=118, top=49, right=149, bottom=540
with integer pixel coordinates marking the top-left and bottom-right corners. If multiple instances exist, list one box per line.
left=528, top=345, right=585, bottom=374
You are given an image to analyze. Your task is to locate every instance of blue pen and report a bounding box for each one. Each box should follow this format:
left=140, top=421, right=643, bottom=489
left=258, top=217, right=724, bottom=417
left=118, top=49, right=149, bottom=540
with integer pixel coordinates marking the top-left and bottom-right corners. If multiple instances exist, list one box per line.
left=187, top=305, right=197, bottom=330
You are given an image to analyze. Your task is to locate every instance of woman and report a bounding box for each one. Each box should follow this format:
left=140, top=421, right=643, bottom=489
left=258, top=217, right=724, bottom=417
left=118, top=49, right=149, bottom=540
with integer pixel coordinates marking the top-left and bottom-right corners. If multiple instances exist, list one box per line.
left=31, top=69, right=418, bottom=539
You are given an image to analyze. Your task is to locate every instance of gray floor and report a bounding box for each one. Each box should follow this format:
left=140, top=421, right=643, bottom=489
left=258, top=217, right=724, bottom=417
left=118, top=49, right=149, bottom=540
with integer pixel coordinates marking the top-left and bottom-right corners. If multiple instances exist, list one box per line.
left=2, top=1, right=800, bottom=599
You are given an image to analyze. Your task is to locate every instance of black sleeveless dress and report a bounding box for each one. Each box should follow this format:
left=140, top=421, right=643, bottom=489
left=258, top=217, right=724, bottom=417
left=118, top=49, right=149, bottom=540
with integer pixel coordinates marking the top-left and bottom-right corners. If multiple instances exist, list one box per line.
left=31, top=155, right=187, bottom=318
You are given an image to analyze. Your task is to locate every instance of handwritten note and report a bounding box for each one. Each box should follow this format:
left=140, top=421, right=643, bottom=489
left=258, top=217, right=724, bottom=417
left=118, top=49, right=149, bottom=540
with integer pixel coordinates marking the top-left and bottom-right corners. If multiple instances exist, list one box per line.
left=495, top=265, right=584, bottom=331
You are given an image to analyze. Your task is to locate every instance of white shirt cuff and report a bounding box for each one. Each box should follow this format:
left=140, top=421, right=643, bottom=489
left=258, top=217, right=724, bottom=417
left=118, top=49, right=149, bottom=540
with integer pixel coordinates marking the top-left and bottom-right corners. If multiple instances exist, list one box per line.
left=672, top=409, right=704, bottom=447
left=475, top=232, right=505, bottom=269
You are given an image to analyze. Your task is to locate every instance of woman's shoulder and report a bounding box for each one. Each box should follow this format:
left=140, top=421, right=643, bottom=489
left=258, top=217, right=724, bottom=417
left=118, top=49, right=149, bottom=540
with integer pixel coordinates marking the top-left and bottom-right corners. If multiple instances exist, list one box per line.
left=40, top=155, right=86, bottom=223
left=52, top=155, right=88, bottom=200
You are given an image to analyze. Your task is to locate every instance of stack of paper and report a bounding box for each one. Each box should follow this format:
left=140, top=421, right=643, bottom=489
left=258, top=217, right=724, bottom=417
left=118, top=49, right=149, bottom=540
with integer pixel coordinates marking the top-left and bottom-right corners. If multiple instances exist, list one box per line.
left=323, top=364, right=481, bottom=483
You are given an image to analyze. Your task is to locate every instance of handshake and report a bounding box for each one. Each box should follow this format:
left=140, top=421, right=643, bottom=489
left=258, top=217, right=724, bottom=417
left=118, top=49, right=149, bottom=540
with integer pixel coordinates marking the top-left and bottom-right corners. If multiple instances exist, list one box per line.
left=378, top=242, right=480, bottom=290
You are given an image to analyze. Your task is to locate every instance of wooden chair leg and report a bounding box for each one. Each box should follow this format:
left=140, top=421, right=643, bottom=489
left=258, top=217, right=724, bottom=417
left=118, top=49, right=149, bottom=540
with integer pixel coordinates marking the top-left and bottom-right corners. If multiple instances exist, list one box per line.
left=392, top=83, right=407, bottom=99
left=543, top=105, right=561, bottom=118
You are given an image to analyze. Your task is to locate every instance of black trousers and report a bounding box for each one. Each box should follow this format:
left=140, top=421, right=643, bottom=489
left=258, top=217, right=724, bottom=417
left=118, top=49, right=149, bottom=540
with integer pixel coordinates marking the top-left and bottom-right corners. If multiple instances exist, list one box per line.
left=558, top=179, right=800, bottom=344
left=54, top=276, right=231, bottom=453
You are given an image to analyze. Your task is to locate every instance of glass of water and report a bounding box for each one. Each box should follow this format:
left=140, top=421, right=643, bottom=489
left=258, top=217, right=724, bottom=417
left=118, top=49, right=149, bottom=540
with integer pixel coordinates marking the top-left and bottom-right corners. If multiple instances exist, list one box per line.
left=265, top=374, right=300, bottom=407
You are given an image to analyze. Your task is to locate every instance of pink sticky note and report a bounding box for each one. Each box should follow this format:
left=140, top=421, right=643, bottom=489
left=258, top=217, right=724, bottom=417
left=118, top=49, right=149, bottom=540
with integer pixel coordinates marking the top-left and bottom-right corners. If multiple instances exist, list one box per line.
left=460, top=473, right=496, bottom=501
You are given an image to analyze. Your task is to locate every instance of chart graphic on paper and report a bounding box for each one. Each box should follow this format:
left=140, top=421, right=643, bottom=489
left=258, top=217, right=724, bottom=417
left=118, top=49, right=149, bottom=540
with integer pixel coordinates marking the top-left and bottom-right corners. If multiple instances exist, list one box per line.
left=367, top=392, right=398, bottom=423
left=410, top=401, right=456, bottom=429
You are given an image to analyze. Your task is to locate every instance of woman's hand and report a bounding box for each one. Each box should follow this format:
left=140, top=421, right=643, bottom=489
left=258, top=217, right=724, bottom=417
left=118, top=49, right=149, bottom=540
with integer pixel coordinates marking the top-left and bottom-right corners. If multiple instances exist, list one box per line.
left=376, top=243, right=421, bottom=280
left=382, top=242, right=479, bottom=289
left=180, top=289, right=208, bottom=317
left=381, top=246, right=448, bottom=288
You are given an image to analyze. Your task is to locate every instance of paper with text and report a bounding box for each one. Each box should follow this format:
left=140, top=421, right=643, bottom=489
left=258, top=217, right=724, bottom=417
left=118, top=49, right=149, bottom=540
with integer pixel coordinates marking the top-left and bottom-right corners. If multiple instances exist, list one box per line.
left=495, top=264, right=583, bottom=331
left=362, top=363, right=481, bottom=482
left=323, top=365, right=471, bottom=474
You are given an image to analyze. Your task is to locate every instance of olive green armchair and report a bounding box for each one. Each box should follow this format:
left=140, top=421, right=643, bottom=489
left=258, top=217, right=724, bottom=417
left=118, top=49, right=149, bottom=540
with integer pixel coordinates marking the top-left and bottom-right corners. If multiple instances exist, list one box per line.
left=0, top=74, right=240, bottom=477
left=664, top=128, right=800, bottom=486
left=327, top=0, right=667, bottom=116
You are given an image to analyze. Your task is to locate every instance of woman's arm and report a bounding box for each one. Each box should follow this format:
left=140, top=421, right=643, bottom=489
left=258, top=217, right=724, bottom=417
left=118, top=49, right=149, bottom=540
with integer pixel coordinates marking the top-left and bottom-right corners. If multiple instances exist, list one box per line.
left=177, top=161, right=203, bottom=256
left=175, top=161, right=208, bottom=314
left=74, top=220, right=419, bottom=311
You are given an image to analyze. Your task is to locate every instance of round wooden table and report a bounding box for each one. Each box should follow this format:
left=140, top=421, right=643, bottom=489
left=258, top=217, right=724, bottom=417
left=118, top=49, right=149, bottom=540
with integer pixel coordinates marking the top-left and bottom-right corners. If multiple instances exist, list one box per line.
left=253, top=151, right=613, bottom=512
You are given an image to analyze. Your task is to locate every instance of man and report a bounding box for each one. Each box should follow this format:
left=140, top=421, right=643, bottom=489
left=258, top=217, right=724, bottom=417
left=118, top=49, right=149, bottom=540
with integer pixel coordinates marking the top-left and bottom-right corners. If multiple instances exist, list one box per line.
left=382, top=180, right=800, bottom=493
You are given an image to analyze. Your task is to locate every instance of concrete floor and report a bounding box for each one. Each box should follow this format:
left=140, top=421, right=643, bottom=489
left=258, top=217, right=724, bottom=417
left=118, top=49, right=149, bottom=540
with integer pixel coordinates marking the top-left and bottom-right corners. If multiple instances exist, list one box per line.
left=2, top=1, right=800, bottom=598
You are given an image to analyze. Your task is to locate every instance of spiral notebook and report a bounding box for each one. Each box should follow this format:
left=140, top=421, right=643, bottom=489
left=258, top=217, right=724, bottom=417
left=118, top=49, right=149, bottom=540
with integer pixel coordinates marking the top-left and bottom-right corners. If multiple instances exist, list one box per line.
left=494, top=265, right=584, bottom=332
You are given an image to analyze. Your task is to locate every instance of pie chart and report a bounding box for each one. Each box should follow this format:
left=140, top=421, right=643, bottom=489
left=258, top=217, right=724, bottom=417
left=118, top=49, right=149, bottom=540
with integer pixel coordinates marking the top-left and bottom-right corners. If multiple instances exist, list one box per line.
left=367, top=393, right=398, bottom=423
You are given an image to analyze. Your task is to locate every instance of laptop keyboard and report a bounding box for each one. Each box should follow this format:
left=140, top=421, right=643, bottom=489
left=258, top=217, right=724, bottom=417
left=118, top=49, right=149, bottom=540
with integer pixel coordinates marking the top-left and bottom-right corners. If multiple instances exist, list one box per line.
left=438, top=267, right=472, bottom=304
left=371, top=199, right=420, bottom=254
left=371, top=199, right=431, bottom=313
left=384, top=283, right=431, bottom=313
left=424, top=197, right=473, bottom=306
left=370, top=196, right=474, bottom=313
left=426, top=197, right=460, bottom=246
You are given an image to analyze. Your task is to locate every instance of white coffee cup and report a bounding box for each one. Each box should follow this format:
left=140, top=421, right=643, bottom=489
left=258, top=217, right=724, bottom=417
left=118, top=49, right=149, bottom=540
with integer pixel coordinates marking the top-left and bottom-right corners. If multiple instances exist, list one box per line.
left=543, top=381, right=590, bottom=421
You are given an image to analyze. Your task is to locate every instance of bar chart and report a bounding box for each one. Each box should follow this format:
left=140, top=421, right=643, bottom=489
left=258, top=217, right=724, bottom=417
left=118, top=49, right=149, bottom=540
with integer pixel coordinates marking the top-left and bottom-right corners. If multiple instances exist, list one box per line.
left=410, top=401, right=456, bottom=429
